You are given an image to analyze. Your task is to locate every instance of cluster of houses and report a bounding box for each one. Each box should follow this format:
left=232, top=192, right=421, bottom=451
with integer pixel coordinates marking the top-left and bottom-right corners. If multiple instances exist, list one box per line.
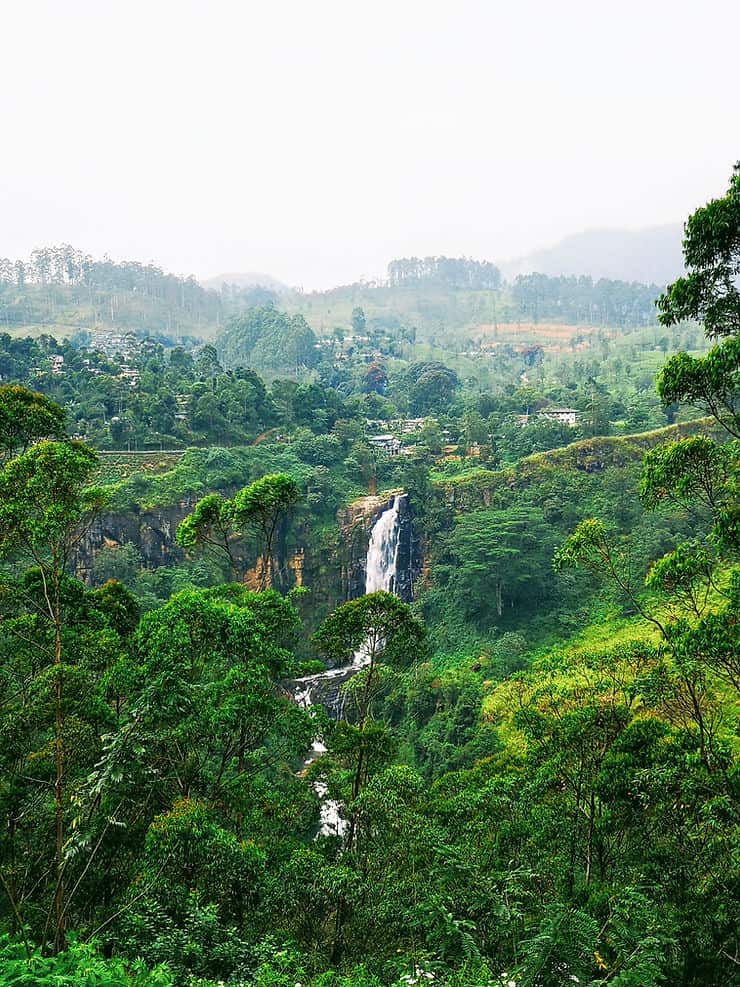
left=366, top=408, right=580, bottom=459
left=366, top=416, right=430, bottom=456
left=88, top=330, right=158, bottom=387
left=366, top=417, right=455, bottom=458
left=40, top=330, right=156, bottom=387
left=89, top=329, right=140, bottom=360
left=367, top=430, right=481, bottom=460
left=43, top=353, right=142, bottom=387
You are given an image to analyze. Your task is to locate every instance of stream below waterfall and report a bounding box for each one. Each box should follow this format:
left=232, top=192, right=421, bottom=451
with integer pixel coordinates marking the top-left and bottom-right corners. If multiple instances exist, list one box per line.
left=289, top=493, right=406, bottom=837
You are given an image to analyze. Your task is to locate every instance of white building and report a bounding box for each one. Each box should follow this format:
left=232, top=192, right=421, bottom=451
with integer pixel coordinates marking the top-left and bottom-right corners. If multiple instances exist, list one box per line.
left=540, top=408, right=578, bottom=427
left=399, top=417, right=428, bottom=434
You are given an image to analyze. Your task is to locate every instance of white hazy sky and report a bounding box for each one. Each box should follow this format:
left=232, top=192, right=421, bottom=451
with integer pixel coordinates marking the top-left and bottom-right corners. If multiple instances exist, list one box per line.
left=1, top=0, right=738, bottom=288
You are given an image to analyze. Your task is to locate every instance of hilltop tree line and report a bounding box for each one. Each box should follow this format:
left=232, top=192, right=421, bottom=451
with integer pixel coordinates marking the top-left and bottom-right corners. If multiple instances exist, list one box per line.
left=0, top=244, right=219, bottom=306
left=0, top=245, right=667, bottom=340
left=511, top=272, right=662, bottom=327
left=384, top=256, right=664, bottom=328
left=0, top=245, right=224, bottom=333
left=387, top=256, right=502, bottom=290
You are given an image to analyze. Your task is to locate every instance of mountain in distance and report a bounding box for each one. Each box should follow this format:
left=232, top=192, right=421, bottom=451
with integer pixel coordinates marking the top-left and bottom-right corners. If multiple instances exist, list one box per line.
left=200, top=271, right=290, bottom=293
left=499, top=223, right=685, bottom=287
left=199, top=225, right=685, bottom=298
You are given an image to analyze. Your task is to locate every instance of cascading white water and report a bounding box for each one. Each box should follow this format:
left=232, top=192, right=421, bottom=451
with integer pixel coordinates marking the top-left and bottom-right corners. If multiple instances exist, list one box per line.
left=292, top=493, right=405, bottom=837
left=365, top=493, right=403, bottom=594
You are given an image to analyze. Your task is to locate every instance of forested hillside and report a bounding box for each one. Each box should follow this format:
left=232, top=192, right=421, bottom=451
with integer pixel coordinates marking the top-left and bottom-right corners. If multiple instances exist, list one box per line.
left=0, top=247, right=282, bottom=340
left=0, top=171, right=736, bottom=987
left=0, top=263, right=696, bottom=453
left=284, top=267, right=663, bottom=339
left=0, top=242, right=668, bottom=350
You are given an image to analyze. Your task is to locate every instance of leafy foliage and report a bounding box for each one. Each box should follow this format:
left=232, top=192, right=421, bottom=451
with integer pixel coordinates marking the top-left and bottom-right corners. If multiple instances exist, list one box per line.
left=177, top=473, right=300, bottom=587
left=0, top=384, right=66, bottom=459
left=0, top=935, right=175, bottom=986
left=657, top=163, right=740, bottom=338
left=0, top=179, right=738, bottom=986
left=218, top=307, right=320, bottom=377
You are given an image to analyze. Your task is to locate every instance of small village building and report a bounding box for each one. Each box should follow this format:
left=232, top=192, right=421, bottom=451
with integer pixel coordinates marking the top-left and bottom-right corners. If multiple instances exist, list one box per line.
left=400, top=417, right=428, bottom=434
left=119, top=366, right=141, bottom=386
left=540, top=408, right=578, bottom=426
left=368, top=434, right=402, bottom=456
left=517, top=409, right=579, bottom=427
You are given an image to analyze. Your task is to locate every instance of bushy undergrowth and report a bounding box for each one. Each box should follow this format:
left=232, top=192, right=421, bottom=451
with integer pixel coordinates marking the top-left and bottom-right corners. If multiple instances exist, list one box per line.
left=0, top=936, right=174, bottom=986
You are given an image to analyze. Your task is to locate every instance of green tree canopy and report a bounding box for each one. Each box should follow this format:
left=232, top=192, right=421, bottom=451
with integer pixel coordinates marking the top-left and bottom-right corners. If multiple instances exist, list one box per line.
left=0, top=439, right=107, bottom=951
left=436, top=506, right=555, bottom=624
left=218, top=307, right=319, bottom=378
left=313, top=590, right=426, bottom=676
left=0, top=384, right=66, bottom=459
left=177, top=473, right=301, bottom=589
left=657, top=163, right=740, bottom=338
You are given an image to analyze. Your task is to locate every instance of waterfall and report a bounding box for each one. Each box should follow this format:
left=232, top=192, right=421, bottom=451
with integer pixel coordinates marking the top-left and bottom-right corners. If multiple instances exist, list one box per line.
left=290, top=493, right=406, bottom=837
left=365, top=493, right=403, bottom=595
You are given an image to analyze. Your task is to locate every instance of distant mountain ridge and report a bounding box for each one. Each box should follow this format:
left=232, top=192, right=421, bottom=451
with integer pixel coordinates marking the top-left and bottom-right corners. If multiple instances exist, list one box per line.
left=200, top=271, right=289, bottom=293
left=199, top=225, right=685, bottom=297
left=499, top=224, right=685, bottom=288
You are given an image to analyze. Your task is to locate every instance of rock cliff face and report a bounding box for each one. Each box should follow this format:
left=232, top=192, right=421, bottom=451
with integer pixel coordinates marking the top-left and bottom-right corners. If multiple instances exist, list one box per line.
left=76, top=489, right=421, bottom=612
left=76, top=502, right=193, bottom=581
left=394, top=496, right=422, bottom=601
left=337, top=490, right=421, bottom=603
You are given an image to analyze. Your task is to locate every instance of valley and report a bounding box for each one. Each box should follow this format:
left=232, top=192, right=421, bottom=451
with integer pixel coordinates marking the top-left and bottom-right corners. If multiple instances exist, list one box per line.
left=0, top=176, right=736, bottom=987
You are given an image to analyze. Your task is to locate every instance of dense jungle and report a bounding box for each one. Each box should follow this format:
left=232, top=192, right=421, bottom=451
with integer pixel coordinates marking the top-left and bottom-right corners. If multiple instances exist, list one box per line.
left=0, top=167, right=737, bottom=987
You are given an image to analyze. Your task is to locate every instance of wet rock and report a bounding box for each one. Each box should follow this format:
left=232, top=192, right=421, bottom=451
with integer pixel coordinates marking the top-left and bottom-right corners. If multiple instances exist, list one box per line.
left=337, top=490, right=421, bottom=602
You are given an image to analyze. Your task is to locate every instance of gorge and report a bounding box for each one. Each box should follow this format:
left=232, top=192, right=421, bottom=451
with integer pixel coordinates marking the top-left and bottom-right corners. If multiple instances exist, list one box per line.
left=289, top=494, right=407, bottom=836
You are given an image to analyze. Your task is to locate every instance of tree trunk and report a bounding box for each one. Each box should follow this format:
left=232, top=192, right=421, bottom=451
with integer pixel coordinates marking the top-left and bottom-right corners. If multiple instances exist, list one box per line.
left=584, top=790, right=595, bottom=887
left=52, top=578, right=66, bottom=953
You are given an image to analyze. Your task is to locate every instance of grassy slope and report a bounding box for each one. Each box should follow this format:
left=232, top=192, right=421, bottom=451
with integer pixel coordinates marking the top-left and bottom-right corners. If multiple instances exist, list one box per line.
left=0, top=283, right=221, bottom=338
left=481, top=580, right=738, bottom=762
left=284, top=283, right=661, bottom=344
left=419, top=418, right=729, bottom=678
left=435, top=418, right=719, bottom=500
left=94, top=450, right=186, bottom=485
